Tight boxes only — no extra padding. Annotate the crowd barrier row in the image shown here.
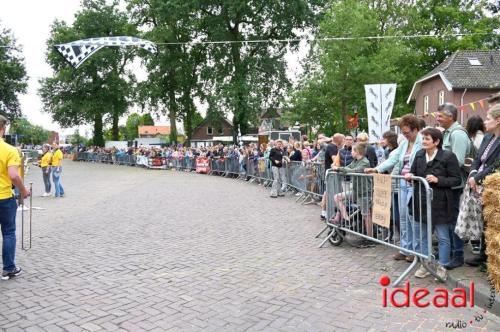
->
[76,152,326,202]
[75,152,436,285]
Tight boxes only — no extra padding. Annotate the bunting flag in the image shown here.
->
[479,100,485,109]
[430,112,436,118]
[470,102,476,111]
[54,36,157,68]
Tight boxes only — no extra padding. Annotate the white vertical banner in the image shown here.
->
[364,84,397,143]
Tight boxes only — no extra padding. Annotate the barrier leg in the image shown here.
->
[318,229,335,248]
[315,225,330,239]
[391,256,419,287]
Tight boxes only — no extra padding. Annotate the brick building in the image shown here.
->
[407,50,500,126]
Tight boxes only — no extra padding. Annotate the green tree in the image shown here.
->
[9,117,49,145]
[288,0,408,134]
[39,0,137,146]
[70,128,89,146]
[140,113,154,126]
[123,112,155,140]
[288,0,498,133]
[0,23,28,120]
[127,0,206,144]
[196,0,325,140]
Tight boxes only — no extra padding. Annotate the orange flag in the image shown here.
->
[479,100,485,109]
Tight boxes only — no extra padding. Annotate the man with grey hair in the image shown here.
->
[0,115,30,280]
[436,102,471,269]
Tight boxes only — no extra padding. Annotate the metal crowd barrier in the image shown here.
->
[287,161,325,203]
[318,169,434,286]
[224,156,240,177]
[244,157,273,185]
[209,158,226,175]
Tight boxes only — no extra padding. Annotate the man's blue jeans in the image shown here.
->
[52,166,65,197]
[435,223,453,267]
[0,197,18,272]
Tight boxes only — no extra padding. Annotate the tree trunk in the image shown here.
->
[112,107,120,141]
[93,113,104,147]
[229,23,248,143]
[167,77,178,144]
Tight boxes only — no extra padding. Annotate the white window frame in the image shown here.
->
[438,90,444,105]
[207,127,213,135]
[424,95,429,114]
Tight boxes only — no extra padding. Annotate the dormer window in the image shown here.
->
[468,58,482,66]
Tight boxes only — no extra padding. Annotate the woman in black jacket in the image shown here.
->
[405,127,462,280]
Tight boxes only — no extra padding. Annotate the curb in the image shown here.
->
[446,272,499,318]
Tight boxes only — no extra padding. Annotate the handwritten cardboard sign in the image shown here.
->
[372,174,392,228]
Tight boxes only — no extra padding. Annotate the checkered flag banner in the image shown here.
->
[54,36,157,69]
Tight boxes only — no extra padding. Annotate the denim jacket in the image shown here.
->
[375,133,423,175]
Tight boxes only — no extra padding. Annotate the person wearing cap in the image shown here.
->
[0,115,30,280]
[51,143,65,198]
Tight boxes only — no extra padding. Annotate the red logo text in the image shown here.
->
[380,275,474,308]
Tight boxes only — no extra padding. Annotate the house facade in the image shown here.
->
[190,115,234,147]
[408,50,500,126]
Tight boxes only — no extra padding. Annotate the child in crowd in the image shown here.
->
[331,143,374,237]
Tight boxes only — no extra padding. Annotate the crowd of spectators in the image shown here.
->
[75,94,500,282]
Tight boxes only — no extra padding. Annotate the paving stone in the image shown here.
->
[0,162,498,331]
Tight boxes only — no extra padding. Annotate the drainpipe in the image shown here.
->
[460,88,467,125]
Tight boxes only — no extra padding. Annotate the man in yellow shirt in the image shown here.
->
[40,144,52,197]
[51,143,65,197]
[0,115,30,280]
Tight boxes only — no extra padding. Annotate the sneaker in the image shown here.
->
[405,255,415,263]
[295,192,302,197]
[447,256,464,269]
[414,265,430,278]
[1,267,22,281]
[393,253,407,261]
[435,265,447,282]
[320,211,326,220]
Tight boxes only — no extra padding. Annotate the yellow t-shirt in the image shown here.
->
[0,138,21,199]
[52,149,63,166]
[40,152,53,168]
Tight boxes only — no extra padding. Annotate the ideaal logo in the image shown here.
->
[380,275,497,329]
[379,275,474,308]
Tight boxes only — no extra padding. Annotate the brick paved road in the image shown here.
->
[1,162,499,331]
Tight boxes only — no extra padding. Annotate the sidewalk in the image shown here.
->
[446,245,500,317]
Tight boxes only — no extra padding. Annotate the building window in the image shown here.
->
[438,90,444,105]
[218,127,224,135]
[207,127,213,135]
[468,58,482,66]
[424,95,429,114]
